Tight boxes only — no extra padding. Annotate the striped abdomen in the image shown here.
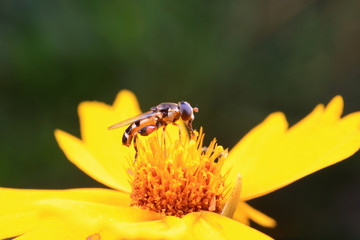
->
[122,117,157,146]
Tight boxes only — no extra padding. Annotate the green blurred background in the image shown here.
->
[1,0,360,239]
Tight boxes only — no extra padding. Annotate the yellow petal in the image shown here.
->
[0,188,162,239]
[14,219,91,240]
[0,188,130,211]
[0,187,132,238]
[182,211,273,240]
[102,216,187,240]
[112,89,142,116]
[223,96,360,200]
[36,199,161,224]
[55,130,131,192]
[101,212,272,240]
[79,90,141,184]
[234,202,276,228]
[75,90,142,191]
[39,199,165,240]
[0,212,38,239]
[0,188,272,239]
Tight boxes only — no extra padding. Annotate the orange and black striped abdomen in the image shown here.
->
[122,117,157,146]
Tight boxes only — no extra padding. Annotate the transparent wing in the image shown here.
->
[108,111,154,130]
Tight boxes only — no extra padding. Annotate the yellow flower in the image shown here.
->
[1,90,360,239]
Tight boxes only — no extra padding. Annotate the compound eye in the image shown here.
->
[179,101,192,121]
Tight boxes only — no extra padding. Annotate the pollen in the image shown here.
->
[128,129,229,218]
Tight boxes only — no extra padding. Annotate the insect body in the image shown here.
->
[108,101,198,162]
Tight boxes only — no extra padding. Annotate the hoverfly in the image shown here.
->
[108,101,199,163]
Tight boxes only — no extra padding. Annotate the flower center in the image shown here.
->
[128,129,228,217]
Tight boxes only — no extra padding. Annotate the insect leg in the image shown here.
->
[172,122,182,145]
[133,125,158,163]
[133,132,139,164]
[162,124,167,157]
[185,119,195,139]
